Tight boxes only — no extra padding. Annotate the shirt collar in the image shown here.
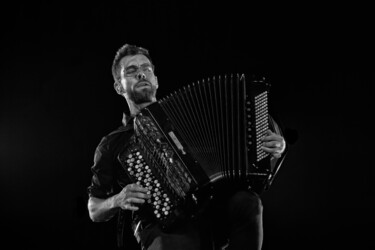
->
[122,112,135,127]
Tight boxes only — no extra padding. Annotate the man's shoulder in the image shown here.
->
[107,124,132,137]
[98,125,134,149]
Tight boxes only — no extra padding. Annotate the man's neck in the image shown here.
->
[127,100,155,116]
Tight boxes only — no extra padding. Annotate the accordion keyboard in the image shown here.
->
[123,148,174,221]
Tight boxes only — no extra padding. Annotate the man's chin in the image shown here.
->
[131,90,157,105]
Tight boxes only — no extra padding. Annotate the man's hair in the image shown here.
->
[111,44,154,84]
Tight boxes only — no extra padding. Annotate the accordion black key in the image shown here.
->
[119,73,284,229]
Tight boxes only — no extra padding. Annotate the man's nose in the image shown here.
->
[136,72,146,80]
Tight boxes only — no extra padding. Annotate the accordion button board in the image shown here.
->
[121,147,176,223]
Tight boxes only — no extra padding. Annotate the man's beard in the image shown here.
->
[128,85,157,104]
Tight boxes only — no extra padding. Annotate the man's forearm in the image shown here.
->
[88,195,119,222]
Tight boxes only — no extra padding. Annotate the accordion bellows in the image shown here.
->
[119,73,281,228]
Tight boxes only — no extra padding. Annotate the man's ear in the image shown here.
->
[155,76,159,89]
[114,82,124,95]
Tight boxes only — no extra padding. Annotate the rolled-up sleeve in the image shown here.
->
[87,137,116,199]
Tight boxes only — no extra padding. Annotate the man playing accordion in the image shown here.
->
[87,44,286,250]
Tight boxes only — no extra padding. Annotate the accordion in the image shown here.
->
[119,73,285,229]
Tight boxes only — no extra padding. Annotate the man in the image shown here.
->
[87,44,286,250]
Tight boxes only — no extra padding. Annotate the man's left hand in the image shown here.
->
[261,129,286,159]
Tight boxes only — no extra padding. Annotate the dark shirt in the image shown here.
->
[88,113,134,200]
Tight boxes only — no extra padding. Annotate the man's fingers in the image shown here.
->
[120,197,148,211]
[262,134,282,142]
[128,191,151,200]
[122,203,139,211]
[261,146,282,154]
[261,146,273,153]
[263,141,281,148]
[272,152,282,159]
[126,184,149,193]
[126,197,147,204]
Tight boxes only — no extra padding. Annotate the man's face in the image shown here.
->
[119,54,158,104]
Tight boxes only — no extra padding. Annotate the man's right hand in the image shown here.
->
[114,183,151,211]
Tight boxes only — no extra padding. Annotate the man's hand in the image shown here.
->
[261,129,286,159]
[114,183,151,211]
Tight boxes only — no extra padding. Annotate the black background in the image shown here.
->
[1,2,374,250]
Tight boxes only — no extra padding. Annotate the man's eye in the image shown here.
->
[144,66,152,72]
[126,67,137,74]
